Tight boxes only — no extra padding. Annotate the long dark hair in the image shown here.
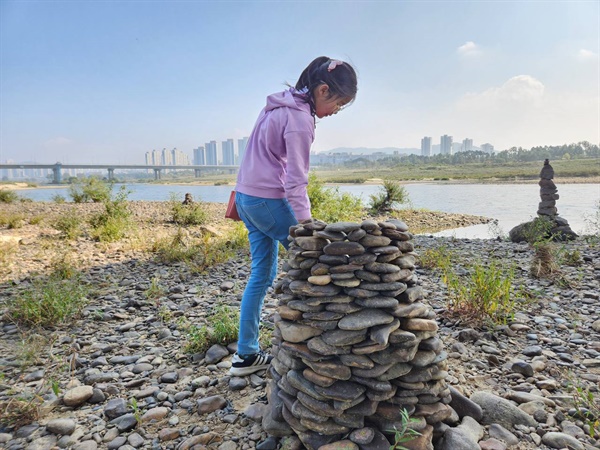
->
[294,56,358,115]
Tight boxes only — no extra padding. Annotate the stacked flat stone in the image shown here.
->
[538,159,559,217]
[264,219,451,450]
[537,159,577,239]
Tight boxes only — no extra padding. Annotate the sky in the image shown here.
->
[1,0,599,164]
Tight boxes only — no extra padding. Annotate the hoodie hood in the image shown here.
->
[265,88,309,113]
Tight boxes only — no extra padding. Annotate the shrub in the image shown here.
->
[0,396,42,429]
[443,260,519,325]
[0,242,16,274]
[521,216,555,244]
[530,242,561,279]
[170,194,208,226]
[89,186,133,242]
[418,245,453,271]
[369,179,409,214]
[53,213,83,240]
[29,215,44,226]
[183,323,210,354]
[145,277,166,302]
[68,177,112,203]
[182,303,239,353]
[153,224,248,272]
[50,252,78,280]
[0,189,19,203]
[6,214,25,229]
[52,194,66,203]
[211,303,239,345]
[5,276,89,327]
[307,172,363,223]
[386,408,422,450]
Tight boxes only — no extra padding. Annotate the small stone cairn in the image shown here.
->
[510,159,577,242]
[263,219,451,450]
[537,159,577,239]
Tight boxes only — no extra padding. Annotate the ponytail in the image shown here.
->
[294,56,358,115]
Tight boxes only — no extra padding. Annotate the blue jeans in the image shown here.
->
[234,192,298,356]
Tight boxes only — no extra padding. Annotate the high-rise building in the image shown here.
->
[481,143,494,154]
[421,137,432,156]
[151,149,161,165]
[193,146,205,165]
[222,139,235,166]
[161,148,173,166]
[170,148,190,166]
[462,138,473,152]
[205,141,218,165]
[237,136,249,164]
[440,135,453,155]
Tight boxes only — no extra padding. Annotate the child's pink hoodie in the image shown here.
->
[235,88,314,221]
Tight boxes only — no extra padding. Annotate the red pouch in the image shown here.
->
[225,190,241,221]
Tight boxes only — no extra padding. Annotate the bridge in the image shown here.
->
[0,163,239,183]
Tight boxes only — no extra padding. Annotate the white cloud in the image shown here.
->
[577,48,598,61]
[447,75,598,150]
[457,41,482,57]
[460,75,545,106]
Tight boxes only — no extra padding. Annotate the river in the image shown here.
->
[16,182,600,239]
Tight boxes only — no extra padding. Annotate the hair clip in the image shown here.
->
[327,60,343,72]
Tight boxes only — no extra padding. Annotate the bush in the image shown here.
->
[0,396,42,429]
[0,242,16,274]
[153,223,248,272]
[0,189,20,203]
[418,245,453,271]
[89,186,133,242]
[68,177,112,203]
[369,179,409,214]
[52,194,66,203]
[5,276,89,327]
[5,214,25,229]
[307,172,364,223]
[170,194,208,226]
[53,212,83,240]
[443,260,519,325]
[29,216,44,225]
[521,216,555,244]
[182,303,239,353]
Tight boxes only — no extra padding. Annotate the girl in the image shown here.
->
[230,56,358,376]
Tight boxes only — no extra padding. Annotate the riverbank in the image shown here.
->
[0,203,599,449]
[1,174,599,191]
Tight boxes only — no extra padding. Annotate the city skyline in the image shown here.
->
[1,2,597,165]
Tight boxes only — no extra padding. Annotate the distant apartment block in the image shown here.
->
[238,137,249,164]
[440,135,453,155]
[462,138,473,152]
[222,139,235,166]
[142,135,249,168]
[421,137,432,156]
[170,148,190,165]
[481,143,494,154]
[205,141,218,165]
[193,146,205,165]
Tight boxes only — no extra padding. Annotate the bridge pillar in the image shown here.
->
[154,168,162,180]
[194,169,201,178]
[107,168,115,180]
[52,164,62,184]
